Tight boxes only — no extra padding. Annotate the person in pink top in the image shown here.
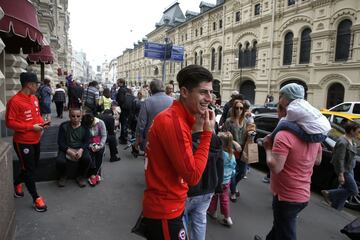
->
[254,84,322,240]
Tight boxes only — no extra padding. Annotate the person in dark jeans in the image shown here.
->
[56,108,92,187]
[53,83,66,118]
[100,109,121,162]
[254,84,323,240]
[116,78,130,144]
[6,72,48,212]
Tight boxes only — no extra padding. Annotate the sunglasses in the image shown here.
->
[235,106,243,110]
[71,115,81,118]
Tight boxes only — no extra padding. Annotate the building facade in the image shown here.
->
[116,0,360,108]
[0,0,72,137]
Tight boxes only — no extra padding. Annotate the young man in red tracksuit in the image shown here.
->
[6,72,49,212]
[142,65,216,240]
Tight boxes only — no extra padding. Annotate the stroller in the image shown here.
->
[341,217,360,240]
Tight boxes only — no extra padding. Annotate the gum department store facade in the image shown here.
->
[116,0,360,108]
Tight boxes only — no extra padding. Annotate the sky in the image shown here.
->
[68,0,217,70]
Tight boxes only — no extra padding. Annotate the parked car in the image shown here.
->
[253,113,360,210]
[325,102,360,116]
[321,110,360,139]
[251,102,278,115]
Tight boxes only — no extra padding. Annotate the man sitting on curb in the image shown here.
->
[56,108,92,187]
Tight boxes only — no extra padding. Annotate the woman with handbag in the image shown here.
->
[82,113,107,187]
[321,121,360,210]
[223,100,248,202]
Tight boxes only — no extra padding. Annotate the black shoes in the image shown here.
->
[131,145,139,158]
[110,157,121,162]
[57,176,67,187]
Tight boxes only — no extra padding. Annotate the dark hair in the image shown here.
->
[89,81,98,87]
[56,83,61,88]
[117,78,126,85]
[176,64,213,91]
[344,121,360,134]
[103,88,111,98]
[103,109,113,115]
[150,79,164,94]
[44,78,51,85]
[231,100,245,123]
[82,113,94,129]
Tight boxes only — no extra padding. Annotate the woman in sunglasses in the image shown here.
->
[222,100,249,203]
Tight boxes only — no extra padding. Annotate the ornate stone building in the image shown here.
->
[116,0,360,108]
[0,0,72,137]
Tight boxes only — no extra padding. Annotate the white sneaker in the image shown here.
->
[221,217,233,227]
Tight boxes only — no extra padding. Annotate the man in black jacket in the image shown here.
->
[116,78,130,144]
[183,120,224,240]
[56,109,91,187]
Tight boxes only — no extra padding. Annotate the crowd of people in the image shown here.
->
[5,65,360,240]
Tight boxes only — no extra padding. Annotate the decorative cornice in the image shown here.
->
[234,31,258,46]
[330,8,357,25]
[278,15,312,37]
[318,73,351,88]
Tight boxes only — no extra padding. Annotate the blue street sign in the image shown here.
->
[171,46,184,61]
[144,42,165,60]
[144,41,184,61]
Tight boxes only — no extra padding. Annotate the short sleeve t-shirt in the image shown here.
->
[270,131,322,203]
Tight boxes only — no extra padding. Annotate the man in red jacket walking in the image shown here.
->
[6,72,49,212]
[141,65,216,240]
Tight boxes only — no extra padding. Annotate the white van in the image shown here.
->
[328,102,360,115]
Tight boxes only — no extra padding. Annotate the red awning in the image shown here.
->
[0,0,43,54]
[27,45,54,64]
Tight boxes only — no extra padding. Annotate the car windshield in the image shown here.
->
[353,118,360,125]
[328,123,360,147]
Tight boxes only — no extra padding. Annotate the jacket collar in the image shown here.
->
[172,100,195,127]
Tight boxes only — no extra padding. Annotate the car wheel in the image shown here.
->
[345,182,360,211]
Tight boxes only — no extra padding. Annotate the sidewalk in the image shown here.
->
[14,144,358,240]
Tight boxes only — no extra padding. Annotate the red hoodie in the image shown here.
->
[142,100,212,219]
[6,91,44,144]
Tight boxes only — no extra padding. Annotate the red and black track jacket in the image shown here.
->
[143,100,212,219]
[6,92,44,144]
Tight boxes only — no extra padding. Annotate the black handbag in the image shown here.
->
[131,211,146,238]
[341,217,360,240]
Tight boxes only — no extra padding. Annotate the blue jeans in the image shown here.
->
[266,196,308,240]
[183,193,213,240]
[230,159,247,194]
[270,120,326,143]
[328,171,359,210]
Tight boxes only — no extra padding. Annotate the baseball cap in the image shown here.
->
[20,72,40,86]
[279,83,304,101]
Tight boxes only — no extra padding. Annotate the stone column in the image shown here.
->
[0,141,15,240]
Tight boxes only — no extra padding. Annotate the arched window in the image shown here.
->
[200,50,203,66]
[238,44,243,68]
[335,19,352,61]
[211,48,216,70]
[218,47,222,70]
[200,27,203,35]
[326,83,345,108]
[250,41,257,67]
[244,42,251,68]
[283,32,294,65]
[194,52,198,65]
[299,28,312,64]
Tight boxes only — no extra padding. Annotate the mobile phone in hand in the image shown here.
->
[40,121,51,127]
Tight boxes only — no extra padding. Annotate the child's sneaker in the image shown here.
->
[95,175,102,184]
[220,217,233,227]
[14,184,24,198]
[33,196,47,212]
[88,175,97,186]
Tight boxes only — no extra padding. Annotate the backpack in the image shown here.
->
[35,85,44,101]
